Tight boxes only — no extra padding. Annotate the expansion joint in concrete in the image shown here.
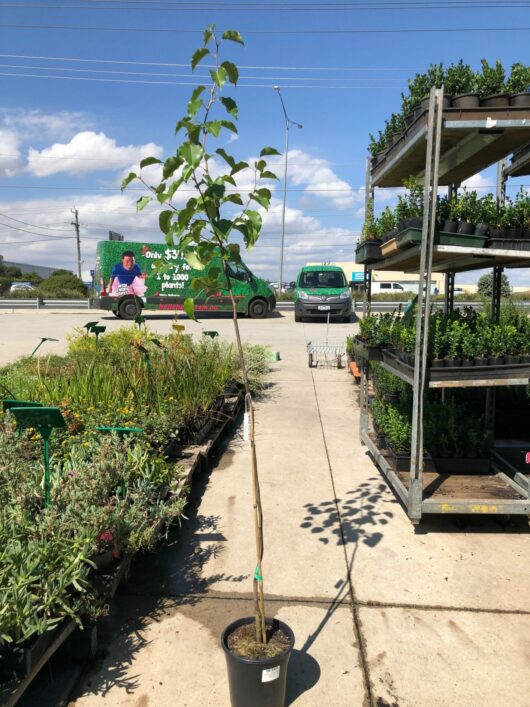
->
[308,356,375,707]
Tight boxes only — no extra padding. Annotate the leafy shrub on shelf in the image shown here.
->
[476,59,506,97]
[444,60,477,96]
[361,197,378,242]
[375,206,396,238]
[454,189,481,224]
[395,176,424,222]
[505,62,530,93]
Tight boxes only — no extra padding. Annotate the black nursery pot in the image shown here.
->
[506,227,523,239]
[457,221,476,235]
[474,356,488,366]
[504,355,521,364]
[444,358,461,368]
[431,358,445,368]
[443,220,459,233]
[488,356,505,366]
[222,618,294,707]
[489,227,506,239]
[480,93,510,107]
[451,92,480,108]
[474,223,489,237]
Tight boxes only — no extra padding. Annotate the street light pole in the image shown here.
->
[274,86,302,294]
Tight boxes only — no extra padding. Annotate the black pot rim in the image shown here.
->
[221,617,295,666]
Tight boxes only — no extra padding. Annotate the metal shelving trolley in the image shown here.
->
[359,86,530,524]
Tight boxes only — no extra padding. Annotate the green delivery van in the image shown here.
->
[294,264,352,322]
[93,240,276,319]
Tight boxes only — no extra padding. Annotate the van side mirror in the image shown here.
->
[245,272,252,283]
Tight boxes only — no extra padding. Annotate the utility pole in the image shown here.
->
[273,86,302,294]
[71,207,82,279]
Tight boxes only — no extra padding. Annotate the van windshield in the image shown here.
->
[300,270,347,289]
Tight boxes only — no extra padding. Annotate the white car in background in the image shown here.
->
[9,282,38,293]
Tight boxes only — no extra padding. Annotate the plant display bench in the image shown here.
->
[360,86,530,525]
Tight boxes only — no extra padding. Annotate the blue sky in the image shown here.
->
[0,1,529,285]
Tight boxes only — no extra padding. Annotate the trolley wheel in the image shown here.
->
[308,353,313,368]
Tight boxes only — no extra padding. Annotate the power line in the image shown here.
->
[2,23,529,35]
[0,220,76,238]
[0,53,419,72]
[0,71,400,88]
[3,1,528,9]
[0,63,403,83]
[0,211,71,231]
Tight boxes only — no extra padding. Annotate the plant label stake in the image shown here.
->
[172,324,185,334]
[91,325,106,348]
[11,407,66,509]
[30,337,58,357]
[97,426,144,497]
[83,321,99,335]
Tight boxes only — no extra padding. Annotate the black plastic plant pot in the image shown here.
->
[506,227,523,239]
[505,355,521,365]
[431,358,445,368]
[443,220,458,233]
[444,358,461,368]
[474,356,488,366]
[474,223,489,237]
[461,358,475,368]
[489,227,506,239]
[488,356,505,366]
[457,221,476,235]
[509,92,530,108]
[520,354,530,364]
[480,93,510,107]
[222,617,294,707]
[451,93,480,108]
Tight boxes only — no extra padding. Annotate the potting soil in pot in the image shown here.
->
[227,623,291,660]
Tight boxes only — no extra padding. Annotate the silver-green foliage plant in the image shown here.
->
[122,26,277,646]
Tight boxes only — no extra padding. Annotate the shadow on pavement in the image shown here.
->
[300,478,392,548]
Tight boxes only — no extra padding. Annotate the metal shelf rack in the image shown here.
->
[360,87,530,524]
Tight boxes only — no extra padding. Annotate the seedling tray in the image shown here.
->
[354,337,383,362]
[384,440,436,472]
[381,348,530,386]
[381,238,399,257]
[355,240,383,264]
[488,238,530,251]
[395,227,488,251]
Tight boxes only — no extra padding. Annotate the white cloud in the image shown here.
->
[3,109,92,140]
[27,131,163,177]
[285,149,361,210]
[461,171,491,194]
[0,129,23,177]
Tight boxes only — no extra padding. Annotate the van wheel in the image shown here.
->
[119,298,142,320]
[248,298,268,319]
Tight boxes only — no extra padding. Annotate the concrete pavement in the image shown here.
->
[1,310,529,705]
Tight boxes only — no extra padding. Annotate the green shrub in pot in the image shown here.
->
[505,62,530,93]
[476,59,506,97]
[444,60,477,96]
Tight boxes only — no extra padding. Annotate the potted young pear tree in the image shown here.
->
[122,26,294,707]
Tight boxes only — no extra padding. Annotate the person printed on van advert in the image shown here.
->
[107,251,147,298]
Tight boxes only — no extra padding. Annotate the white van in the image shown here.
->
[371,282,406,294]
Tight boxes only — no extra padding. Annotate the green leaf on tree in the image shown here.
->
[260,147,281,157]
[183,297,196,320]
[231,160,248,176]
[121,172,137,192]
[216,148,236,168]
[223,194,244,205]
[222,29,244,45]
[220,119,237,134]
[163,155,183,179]
[203,24,215,45]
[261,170,279,180]
[188,86,206,117]
[140,156,162,169]
[184,251,206,271]
[250,188,271,209]
[228,243,241,261]
[210,66,228,88]
[220,96,238,118]
[159,210,173,234]
[205,120,223,137]
[136,196,151,212]
[212,219,233,238]
[191,47,210,71]
[221,61,239,85]
[179,142,204,167]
